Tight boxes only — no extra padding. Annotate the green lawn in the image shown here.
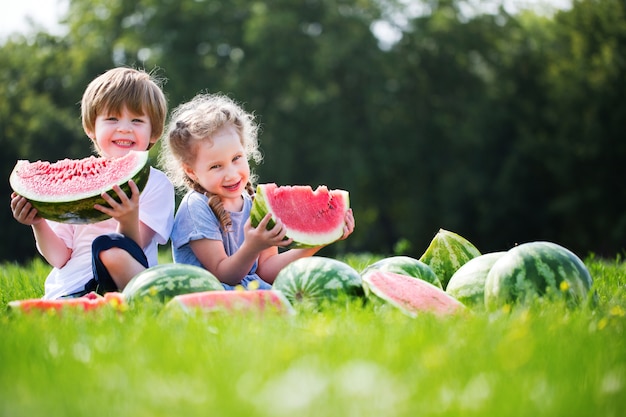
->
[1,253,624,417]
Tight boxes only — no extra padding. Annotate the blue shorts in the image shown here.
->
[63,233,148,297]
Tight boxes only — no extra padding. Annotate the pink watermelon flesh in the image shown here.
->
[11,151,147,202]
[252,183,349,247]
[264,184,347,234]
[168,290,295,314]
[363,270,465,316]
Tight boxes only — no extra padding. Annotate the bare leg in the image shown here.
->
[99,247,147,291]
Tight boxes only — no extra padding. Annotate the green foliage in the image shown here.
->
[2,0,626,263]
[0,255,625,416]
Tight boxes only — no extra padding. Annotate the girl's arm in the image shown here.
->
[11,193,71,268]
[190,213,290,286]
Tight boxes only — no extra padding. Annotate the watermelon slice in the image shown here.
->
[8,292,126,314]
[165,290,295,315]
[9,151,150,224]
[250,183,349,248]
[362,270,465,317]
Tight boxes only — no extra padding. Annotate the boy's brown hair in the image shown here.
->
[81,67,167,149]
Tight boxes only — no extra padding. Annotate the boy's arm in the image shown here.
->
[11,192,71,268]
[32,222,72,269]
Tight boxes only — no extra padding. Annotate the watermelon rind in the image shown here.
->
[360,256,443,289]
[250,184,349,249]
[484,241,594,311]
[123,263,224,304]
[446,251,506,307]
[419,228,481,290]
[362,270,465,317]
[272,256,365,309]
[9,151,151,224]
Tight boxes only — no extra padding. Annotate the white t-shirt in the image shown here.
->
[41,167,175,299]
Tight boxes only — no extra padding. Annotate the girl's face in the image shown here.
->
[88,106,155,158]
[184,124,250,211]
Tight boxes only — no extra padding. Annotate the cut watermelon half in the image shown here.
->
[165,290,295,315]
[250,183,349,248]
[362,270,465,317]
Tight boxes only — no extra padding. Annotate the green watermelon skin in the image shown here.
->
[446,252,506,307]
[362,270,465,317]
[9,151,151,224]
[250,184,349,249]
[272,257,365,308]
[419,228,481,290]
[123,264,224,304]
[484,242,594,310]
[361,256,443,289]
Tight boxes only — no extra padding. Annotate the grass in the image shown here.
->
[1,252,625,417]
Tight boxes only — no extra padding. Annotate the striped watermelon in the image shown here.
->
[362,270,465,317]
[9,151,151,224]
[484,241,594,310]
[446,252,506,307]
[272,257,365,309]
[165,290,295,315]
[419,228,481,290]
[250,183,349,248]
[123,264,223,304]
[360,256,442,289]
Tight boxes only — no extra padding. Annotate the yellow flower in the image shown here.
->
[559,280,570,292]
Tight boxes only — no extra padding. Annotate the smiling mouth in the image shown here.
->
[114,140,134,147]
[223,181,241,191]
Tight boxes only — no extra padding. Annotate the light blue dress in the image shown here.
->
[171,191,272,290]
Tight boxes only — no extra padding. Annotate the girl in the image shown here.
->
[10,67,175,298]
[160,93,355,290]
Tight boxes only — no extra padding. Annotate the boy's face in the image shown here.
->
[86,106,155,158]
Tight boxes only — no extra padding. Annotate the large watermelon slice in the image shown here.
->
[9,150,151,224]
[362,270,465,317]
[250,183,349,248]
[272,256,365,309]
[123,263,224,304]
[484,241,594,310]
[165,290,295,315]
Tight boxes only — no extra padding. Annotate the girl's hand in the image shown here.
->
[94,180,140,223]
[10,192,43,226]
[338,208,355,240]
[244,213,293,251]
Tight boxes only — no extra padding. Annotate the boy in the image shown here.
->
[10,67,174,299]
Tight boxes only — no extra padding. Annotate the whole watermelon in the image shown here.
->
[484,241,594,310]
[123,263,224,304]
[361,256,442,289]
[446,252,506,307]
[273,257,365,309]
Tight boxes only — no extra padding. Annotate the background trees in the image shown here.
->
[2,0,624,263]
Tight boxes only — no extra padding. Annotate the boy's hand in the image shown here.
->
[10,192,44,226]
[94,180,140,223]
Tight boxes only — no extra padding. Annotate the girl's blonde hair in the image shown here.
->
[81,67,167,150]
[160,93,263,231]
